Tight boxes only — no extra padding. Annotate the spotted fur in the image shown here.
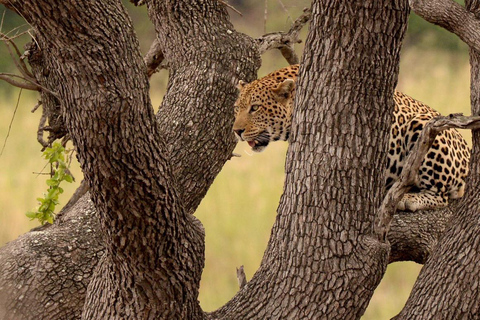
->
[233,65,470,212]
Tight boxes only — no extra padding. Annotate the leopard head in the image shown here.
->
[233,74,296,152]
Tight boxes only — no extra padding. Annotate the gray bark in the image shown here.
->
[1,0,478,318]
[395,1,480,317]
[211,1,410,318]
[0,195,101,320]
[0,0,259,319]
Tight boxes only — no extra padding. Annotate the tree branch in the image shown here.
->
[0,73,39,90]
[0,32,35,79]
[375,114,480,241]
[255,7,311,65]
[409,0,480,52]
[144,38,165,77]
[388,205,454,263]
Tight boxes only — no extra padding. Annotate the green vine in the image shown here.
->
[26,142,74,224]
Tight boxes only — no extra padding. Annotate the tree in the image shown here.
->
[0,0,479,319]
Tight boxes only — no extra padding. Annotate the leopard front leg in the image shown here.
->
[397,190,449,212]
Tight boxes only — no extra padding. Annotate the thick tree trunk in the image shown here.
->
[146,0,260,213]
[8,1,205,318]
[210,1,410,319]
[2,0,477,318]
[0,0,259,319]
[396,1,480,317]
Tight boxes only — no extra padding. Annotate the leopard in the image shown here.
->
[233,64,470,212]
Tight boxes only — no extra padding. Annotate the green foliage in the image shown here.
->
[26,142,74,224]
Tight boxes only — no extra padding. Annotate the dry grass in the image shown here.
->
[0,48,471,319]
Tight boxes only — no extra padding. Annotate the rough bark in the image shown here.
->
[0,0,259,319]
[146,0,260,214]
[0,195,102,320]
[395,1,480,318]
[388,206,454,264]
[210,1,410,319]
[0,0,476,318]
[9,1,206,318]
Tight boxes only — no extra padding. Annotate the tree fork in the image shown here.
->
[0,0,260,318]
[0,0,476,319]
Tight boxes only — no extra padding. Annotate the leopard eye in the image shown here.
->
[250,104,261,113]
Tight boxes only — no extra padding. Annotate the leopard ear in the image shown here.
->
[271,79,295,100]
[236,80,247,91]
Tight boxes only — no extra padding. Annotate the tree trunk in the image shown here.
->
[146,0,260,213]
[2,0,477,318]
[0,0,259,319]
[210,1,410,318]
[395,1,480,317]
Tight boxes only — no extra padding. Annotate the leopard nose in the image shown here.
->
[234,129,245,137]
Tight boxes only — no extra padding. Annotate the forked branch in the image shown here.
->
[256,7,311,65]
[1,32,34,79]
[375,114,480,241]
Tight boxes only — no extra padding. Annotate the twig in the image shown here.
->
[0,73,39,90]
[0,88,22,158]
[264,0,268,34]
[36,111,49,149]
[0,10,5,36]
[35,159,50,179]
[0,72,58,96]
[374,114,480,241]
[1,24,30,40]
[217,0,242,16]
[1,32,34,78]
[31,100,42,113]
[236,265,247,289]
[277,0,294,25]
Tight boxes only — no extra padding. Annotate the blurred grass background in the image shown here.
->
[0,1,471,319]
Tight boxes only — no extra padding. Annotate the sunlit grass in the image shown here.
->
[196,142,287,311]
[0,48,472,319]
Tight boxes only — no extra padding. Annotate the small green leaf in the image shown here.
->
[45,215,54,224]
[26,211,37,219]
[27,141,75,225]
[38,202,49,212]
[47,188,60,199]
[46,179,57,187]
